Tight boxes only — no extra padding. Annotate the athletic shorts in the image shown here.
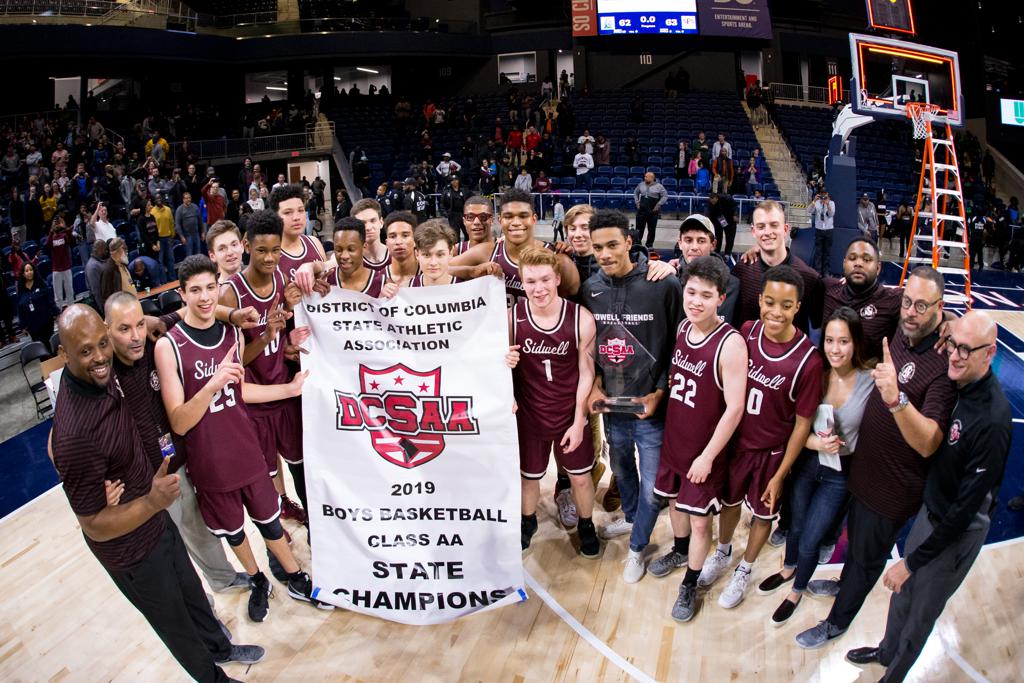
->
[653,451,727,516]
[724,446,785,520]
[196,474,281,537]
[518,417,595,480]
[250,397,303,472]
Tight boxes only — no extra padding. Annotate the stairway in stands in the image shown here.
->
[742,102,811,229]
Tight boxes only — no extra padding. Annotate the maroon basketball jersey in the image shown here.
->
[490,239,554,308]
[662,320,740,469]
[278,234,323,282]
[410,274,462,287]
[223,270,290,415]
[511,298,580,437]
[735,320,822,451]
[327,267,385,296]
[165,322,266,493]
[363,249,392,271]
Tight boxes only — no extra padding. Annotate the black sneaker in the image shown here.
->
[521,515,538,552]
[577,519,600,559]
[287,571,335,610]
[757,571,795,595]
[248,572,272,622]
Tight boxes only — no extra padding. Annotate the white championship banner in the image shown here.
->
[294,276,526,625]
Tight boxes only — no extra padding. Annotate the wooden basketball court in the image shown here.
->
[1,468,1018,683]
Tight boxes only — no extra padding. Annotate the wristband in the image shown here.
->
[228,307,239,326]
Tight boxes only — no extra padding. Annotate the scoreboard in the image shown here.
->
[596,0,698,36]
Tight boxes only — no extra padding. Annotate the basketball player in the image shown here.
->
[506,247,600,557]
[708,265,822,609]
[449,188,580,304]
[647,256,747,622]
[303,217,387,296]
[732,201,822,333]
[219,210,307,526]
[272,184,327,281]
[206,220,244,280]
[352,198,391,270]
[155,255,329,622]
[456,195,497,255]
[382,210,421,288]
[412,219,461,286]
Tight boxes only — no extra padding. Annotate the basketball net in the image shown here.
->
[906,102,942,139]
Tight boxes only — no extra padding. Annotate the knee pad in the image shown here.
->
[224,530,246,547]
[254,517,284,541]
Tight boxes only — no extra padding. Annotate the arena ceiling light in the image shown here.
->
[266,86,288,91]
[356,67,379,74]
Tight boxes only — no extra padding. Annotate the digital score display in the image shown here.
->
[596,0,699,35]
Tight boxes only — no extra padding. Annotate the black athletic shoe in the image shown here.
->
[248,572,272,622]
[267,549,290,583]
[287,571,335,611]
[577,519,600,559]
[521,515,538,552]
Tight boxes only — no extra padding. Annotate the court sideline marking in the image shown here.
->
[524,570,657,683]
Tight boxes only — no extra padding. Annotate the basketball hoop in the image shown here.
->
[906,102,942,139]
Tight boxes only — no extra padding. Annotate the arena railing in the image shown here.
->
[769,83,828,104]
[167,121,334,165]
[419,192,786,225]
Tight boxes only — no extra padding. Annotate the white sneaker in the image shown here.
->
[623,550,646,583]
[697,548,732,588]
[555,489,578,528]
[718,567,752,609]
[599,517,633,539]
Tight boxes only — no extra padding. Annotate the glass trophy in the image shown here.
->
[595,323,656,414]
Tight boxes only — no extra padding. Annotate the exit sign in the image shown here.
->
[1000,99,1024,127]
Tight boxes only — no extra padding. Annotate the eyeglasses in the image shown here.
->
[900,296,942,314]
[943,338,993,360]
[463,213,492,223]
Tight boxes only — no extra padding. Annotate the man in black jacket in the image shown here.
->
[844,310,1010,682]
[582,210,683,584]
[441,177,472,240]
[706,192,738,256]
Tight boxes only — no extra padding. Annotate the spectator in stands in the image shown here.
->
[532,170,551,195]
[145,130,169,167]
[594,134,611,167]
[150,193,175,279]
[695,159,711,194]
[8,185,27,243]
[99,238,135,310]
[272,173,287,193]
[559,70,570,98]
[247,187,265,212]
[514,167,532,194]
[499,169,515,193]
[507,126,524,168]
[175,192,205,258]
[8,234,36,276]
[712,149,735,194]
[403,177,429,223]
[39,183,59,228]
[707,192,738,256]
[85,239,108,311]
[130,258,155,292]
[743,157,761,196]
[692,131,710,159]
[493,117,505,145]
[969,207,994,271]
[811,190,836,277]
[16,262,58,352]
[48,216,75,310]
[712,133,733,161]
[201,177,226,226]
[674,141,691,180]
[893,202,912,258]
[0,273,15,343]
[857,193,878,240]
[436,153,462,183]
[89,202,116,243]
[551,197,566,242]
[982,150,995,190]
[577,129,595,156]
[634,172,668,248]
[574,145,595,190]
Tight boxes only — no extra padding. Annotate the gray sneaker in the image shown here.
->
[214,571,253,593]
[215,644,266,665]
[818,544,836,565]
[795,620,846,649]
[697,548,732,588]
[768,527,787,547]
[671,584,697,622]
[807,578,841,599]
[648,550,688,578]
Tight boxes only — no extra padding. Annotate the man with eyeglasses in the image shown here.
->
[844,310,1010,682]
[455,196,497,255]
[796,266,956,650]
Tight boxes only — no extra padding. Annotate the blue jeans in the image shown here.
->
[604,413,664,552]
[184,232,203,258]
[159,236,176,279]
[784,452,848,592]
